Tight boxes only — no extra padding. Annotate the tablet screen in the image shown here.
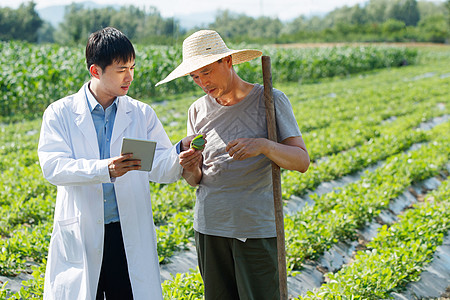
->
[120,137,157,171]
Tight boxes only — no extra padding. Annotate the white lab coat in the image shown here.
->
[38,83,182,300]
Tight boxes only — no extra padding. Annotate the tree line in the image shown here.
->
[1,0,449,45]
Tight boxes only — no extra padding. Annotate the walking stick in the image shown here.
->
[262,56,288,300]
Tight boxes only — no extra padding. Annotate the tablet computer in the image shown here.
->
[120,137,157,171]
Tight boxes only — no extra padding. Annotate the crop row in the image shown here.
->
[1,41,417,120]
[152,112,449,263]
[0,260,45,299]
[145,117,441,266]
[0,56,447,272]
[151,107,447,246]
[284,121,449,272]
[159,120,449,298]
[301,178,450,299]
[151,70,449,227]
[282,108,448,199]
[156,117,449,266]
[159,173,450,299]
[116,60,450,264]
[0,48,447,298]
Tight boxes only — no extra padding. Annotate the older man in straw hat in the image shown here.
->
[158,30,310,299]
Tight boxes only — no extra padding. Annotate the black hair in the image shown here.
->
[85,27,135,71]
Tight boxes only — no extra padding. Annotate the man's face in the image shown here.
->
[97,59,135,98]
[189,57,232,99]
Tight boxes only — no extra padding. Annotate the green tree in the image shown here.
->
[110,6,145,40]
[366,0,391,23]
[418,14,449,43]
[16,2,43,41]
[209,10,251,39]
[250,16,283,40]
[349,5,368,25]
[37,21,55,43]
[281,16,309,35]
[0,7,15,40]
[389,0,420,26]
[382,18,406,33]
[209,10,282,42]
[54,4,182,45]
[417,1,443,19]
[54,4,97,45]
[0,2,42,42]
[135,6,182,44]
[446,0,450,29]
[381,19,407,41]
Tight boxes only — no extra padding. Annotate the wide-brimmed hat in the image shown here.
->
[155,30,262,86]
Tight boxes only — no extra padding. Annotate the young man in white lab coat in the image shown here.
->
[38,27,202,300]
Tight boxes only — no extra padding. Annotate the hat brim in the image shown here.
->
[155,49,262,86]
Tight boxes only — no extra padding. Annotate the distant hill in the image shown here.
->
[37,1,122,27]
[37,4,66,27]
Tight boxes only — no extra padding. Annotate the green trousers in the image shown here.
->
[195,231,280,300]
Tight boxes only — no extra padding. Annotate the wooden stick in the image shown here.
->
[262,55,288,300]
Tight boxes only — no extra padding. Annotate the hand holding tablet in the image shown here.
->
[120,137,157,171]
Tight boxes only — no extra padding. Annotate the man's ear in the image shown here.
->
[89,64,101,79]
[224,55,233,67]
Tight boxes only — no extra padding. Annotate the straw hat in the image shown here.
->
[155,30,262,86]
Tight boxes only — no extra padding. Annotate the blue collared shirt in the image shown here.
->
[85,84,120,224]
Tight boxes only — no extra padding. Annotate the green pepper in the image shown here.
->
[190,134,205,150]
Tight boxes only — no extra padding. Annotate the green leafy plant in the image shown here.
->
[190,134,205,150]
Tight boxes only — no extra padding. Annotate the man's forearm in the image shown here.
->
[262,139,310,172]
[182,167,202,187]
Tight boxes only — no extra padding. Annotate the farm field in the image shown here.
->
[0,43,449,299]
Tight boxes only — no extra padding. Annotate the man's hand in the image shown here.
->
[108,153,141,178]
[227,136,310,172]
[179,148,203,173]
[179,134,205,186]
[180,148,203,187]
[180,134,207,152]
[226,138,265,160]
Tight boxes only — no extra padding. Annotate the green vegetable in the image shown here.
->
[190,134,205,150]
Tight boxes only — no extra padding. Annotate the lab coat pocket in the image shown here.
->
[57,216,83,264]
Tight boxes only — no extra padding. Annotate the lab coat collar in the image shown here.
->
[71,82,133,156]
[111,98,132,146]
[84,82,119,112]
[71,83,99,157]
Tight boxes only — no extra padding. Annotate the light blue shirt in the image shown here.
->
[85,84,120,224]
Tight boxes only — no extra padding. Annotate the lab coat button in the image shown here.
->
[97,219,102,224]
